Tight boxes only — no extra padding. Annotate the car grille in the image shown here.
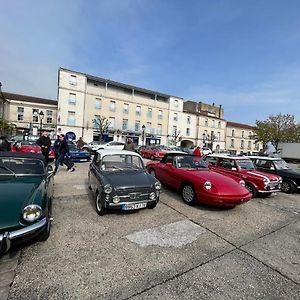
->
[116,187,152,201]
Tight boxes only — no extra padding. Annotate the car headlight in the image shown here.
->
[279,178,283,183]
[23,205,42,222]
[104,184,112,194]
[154,181,161,190]
[149,192,156,200]
[239,180,245,186]
[263,178,270,186]
[204,181,212,190]
[113,195,120,204]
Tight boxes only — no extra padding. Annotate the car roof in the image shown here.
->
[0,151,46,163]
[247,156,282,161]
[96,149,142,158]
[207,154,250,160]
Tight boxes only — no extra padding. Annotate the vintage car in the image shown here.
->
[83,141,125,153]
[248,156,300,193]
[140,145,168,160]
[206,154,282,197]
[88,150,161,216]
[0,152,54,253]
[146,153,252,207]
[68,143,91,162]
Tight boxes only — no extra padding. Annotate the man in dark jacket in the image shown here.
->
[0,136,11,152]
[36,131,51,164]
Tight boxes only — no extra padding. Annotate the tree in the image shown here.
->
[254,114,300,150]
[0,119,13,136]
[93,116,110,141]
[172,129,182,146]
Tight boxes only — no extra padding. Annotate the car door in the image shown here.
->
[217,158,241,179]
[156,156,178,188]
[89,154,101,192]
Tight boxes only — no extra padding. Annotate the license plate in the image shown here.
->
[123,203,147,210]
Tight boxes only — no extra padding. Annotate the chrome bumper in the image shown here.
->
[109,199,157,207]
[0,217,47,253]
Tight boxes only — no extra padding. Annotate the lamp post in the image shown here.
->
[141,125,145,146]
[39,111,44,136]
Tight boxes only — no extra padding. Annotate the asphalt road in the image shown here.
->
[2,161,300,300]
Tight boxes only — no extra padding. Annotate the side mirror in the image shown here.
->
[166,162,173,167]
[47,165,54,174]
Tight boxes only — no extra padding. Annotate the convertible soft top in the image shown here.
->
[0,151,46,163]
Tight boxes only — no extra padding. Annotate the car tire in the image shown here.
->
[147,202,157,209]
[181,184,196,205]
[96,192,106,216]
[245,183,257,198]
[281,181,295,194]
[37,203,52,241]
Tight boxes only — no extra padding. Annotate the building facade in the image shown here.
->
[3,92,57,137]
[225,121,262,154]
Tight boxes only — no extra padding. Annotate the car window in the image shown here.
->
[273,159,289,170]
[236,159,255,170]
[206,157,217,166]
[165,156,174,164]
[219,158,235,169]
[175,156,208,169]
[0,158,44,175]
[101,154,144,171]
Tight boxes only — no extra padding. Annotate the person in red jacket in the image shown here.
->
[193,146,202,157]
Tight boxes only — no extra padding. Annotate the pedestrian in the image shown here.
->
[76,137,85,149]
[193,146,202,157]
[54,134,75,174]
[36,131,51,164]
[0,136,11,152]
[123,138,135,151]
[53,135,61,161]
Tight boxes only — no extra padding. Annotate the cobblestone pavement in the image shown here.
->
[1,161,300,300]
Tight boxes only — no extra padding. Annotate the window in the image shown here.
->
[248,141,252,149]
[123,103,129,114]
[69,93,76,105]
[147,108,152,118]
[212,120,216,128]
[32,109,39,123]
[93,115,100,128]
[69,75,77,86]
[17,107,24,121]
[220,159,235,169]
[158,110,163,119]
[147,122,151,133]
[205,119,208,127]
[174,100,178,107]
[218,121,221,128]
[242,130,245,138]
[122,119,128,130]
[217,132,221,141]
[108,117,115,129]
[46,110,53,124]
[187,116,191,124]
[109,101,116,112]
[186,128,190,136]
[135,121,140,132]
[172,125,177,134]
[241,140,244,149]
[67,111,75,126]
[173,113,178,122]
[136,106,141,116]
[230,139,235,148]
[231,129,235,137]
[157,124,162,135]
[249,131,252,138]
[95,98,102,109]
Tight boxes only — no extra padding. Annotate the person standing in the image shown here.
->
[36,131,51,164]
[193,146,202,157]
[76,137,85,149]
[54,134,75,174]
[0,136,11,152]
[123,138,135,151]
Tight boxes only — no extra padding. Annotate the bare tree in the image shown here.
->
[172,129,182,146]
[93,116,110,141]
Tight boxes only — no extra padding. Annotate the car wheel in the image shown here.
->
[281,181,295,194]
[182,184,196,205]
[147,202,157,209]
[37,203,52,241]
[245,183,257,198]
[96,192,106,216]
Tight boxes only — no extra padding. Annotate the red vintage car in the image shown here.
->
[141,145,169,160]
[146,153,252,207]
[206,154,282,197]
[11,141,55,161]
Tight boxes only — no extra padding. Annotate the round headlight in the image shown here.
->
[263,178,270,183]
[113,195,120,204]
[204,181,212,190]
[23,205,42,222]
[104,184,112,194]
[149,192,156,200]
[154,181,161,190]
[239,180,245,186]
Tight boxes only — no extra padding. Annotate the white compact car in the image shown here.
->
[83,141,125,152]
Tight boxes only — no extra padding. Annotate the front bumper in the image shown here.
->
[108,199,158,209]
[0,217,47,253]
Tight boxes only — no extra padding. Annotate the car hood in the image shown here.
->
[70,150,90,155]
[104,170,155,190]
[277,169,300,179]
[0,176,45,231]
[242,170,280,181]
[183,169,250,196]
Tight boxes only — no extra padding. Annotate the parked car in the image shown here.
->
[135,145,147,155]
[68,143,91,162]
[248,156,300,194]
[83,141,125,152]
[0,152,54,253]
[140,145,168,160]
[206,154,282,197]
[202,147,212,156]
[88,150,161,215]
[146,153,252,207]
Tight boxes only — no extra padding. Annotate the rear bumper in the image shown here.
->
[0,218,47,253]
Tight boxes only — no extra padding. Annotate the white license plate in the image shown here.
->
[123,203,147,210]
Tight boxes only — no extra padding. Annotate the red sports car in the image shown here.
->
[141,145,168,160]
[146,153,252,207]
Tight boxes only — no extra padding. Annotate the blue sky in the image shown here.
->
[1,0,300,124]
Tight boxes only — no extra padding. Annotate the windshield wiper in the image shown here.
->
[0,165,16,176]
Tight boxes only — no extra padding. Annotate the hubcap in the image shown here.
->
[281,182,290,192]
[183,186,194,203]
[96,194,102,212]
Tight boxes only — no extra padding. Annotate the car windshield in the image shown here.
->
[0,157,44,175]
[237,159,255,170]
[273,159,289,170]
[101,154,144,171]
[175,156,208,169]
[68,144,77,151]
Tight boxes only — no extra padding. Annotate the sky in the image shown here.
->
[1,0,300,125]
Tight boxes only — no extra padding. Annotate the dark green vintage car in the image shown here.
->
[0,152,54,253]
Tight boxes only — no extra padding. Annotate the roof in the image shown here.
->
[208,154,250,160]
[3,92,57,106]
[60,67,182,100]
[247,156,282,161]
[226,121,255,130]
[96,149,142,158]
[0,151,46,163]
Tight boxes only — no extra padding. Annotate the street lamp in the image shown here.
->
[39,110,44,136]
[141,125,146,146]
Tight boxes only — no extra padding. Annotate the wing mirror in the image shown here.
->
[47,165,54,174]
[166,162,173,167]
